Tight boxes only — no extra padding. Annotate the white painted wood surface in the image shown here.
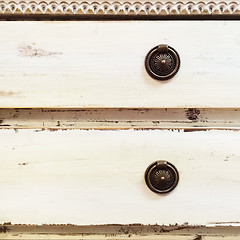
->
[0,21,240,108]
[0,129,240,225]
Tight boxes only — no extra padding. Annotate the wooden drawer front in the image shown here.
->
[0,21,240,108]
[0,129,239,225]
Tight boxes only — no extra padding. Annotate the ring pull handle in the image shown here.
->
[145,161,179,194]
[145,44,180,81]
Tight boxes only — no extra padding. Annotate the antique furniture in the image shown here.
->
[0,1,240,239]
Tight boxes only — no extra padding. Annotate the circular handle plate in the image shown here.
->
[145,161,179,194]
[145,45,180,81]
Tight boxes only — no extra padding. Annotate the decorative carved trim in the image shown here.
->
[0,1,239,16]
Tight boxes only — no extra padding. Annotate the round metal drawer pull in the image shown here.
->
[145,161,179,194]
[145,44,180,81]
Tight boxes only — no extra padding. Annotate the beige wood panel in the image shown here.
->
[0,235,193,240]
[0,129,240,225]
[1,108,240,129]
[1,234,240,240]
[0,21,240,108]
[2,235,240,240]
[1,224,240,240]
[0,234,221,240]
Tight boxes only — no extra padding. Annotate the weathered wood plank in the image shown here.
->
[1,108,240,129]
[0,129,240,225]
[0,224,240,239]
[0,235,195,240]
[0,21,240,107]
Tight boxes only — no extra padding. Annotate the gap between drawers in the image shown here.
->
[0,108,240,130]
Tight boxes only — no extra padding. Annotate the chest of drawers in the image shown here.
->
[0,1,240,239]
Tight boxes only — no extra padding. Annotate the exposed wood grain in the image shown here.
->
[0,235,195,240]
[204,237,240,240]
[0,224,240,239]
[0,129,240,225]
[0,22,240,107]
[2,234,240,240]
[0,108,240,130]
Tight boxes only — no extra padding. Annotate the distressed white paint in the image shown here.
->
[1,224,239,239]
[0,21,240,107]
[2,233,239,240]
[0,234,197,240]
[2,235,240,240]
[1,108,240,129]
[0,129,239,225]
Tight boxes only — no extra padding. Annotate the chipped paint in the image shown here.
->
[207,222,240,227]
[18,44,62,58]
[193,236,202,240]
[0,224,239,237]
[0,108,239,130]
[0,91,19,97]
[0,226,9,233]
[18,162,29,166]
[185,108,201,121]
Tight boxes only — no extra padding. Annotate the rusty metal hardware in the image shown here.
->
[145,44,180,81]
[145,161,179,194]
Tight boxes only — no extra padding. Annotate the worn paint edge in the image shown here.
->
[1,108,240,130]
[0,223,240,236]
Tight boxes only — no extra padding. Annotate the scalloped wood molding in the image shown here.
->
[0,1,239,15]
